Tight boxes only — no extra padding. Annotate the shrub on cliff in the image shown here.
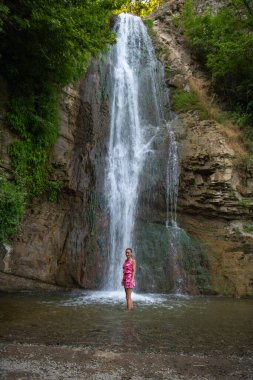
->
[181,0,253,125]
[0,174,25,243]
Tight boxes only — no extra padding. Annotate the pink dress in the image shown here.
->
[123,258,135,289]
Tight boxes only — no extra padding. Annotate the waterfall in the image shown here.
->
[105,13,167,290]
[166,123,184,293]
[102,13,210,295]
[166,127,180,225]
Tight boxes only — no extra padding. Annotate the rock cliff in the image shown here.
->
[0,62,110,290]
[151,0,253,296]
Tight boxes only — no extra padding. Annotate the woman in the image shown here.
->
[122,248,136,310]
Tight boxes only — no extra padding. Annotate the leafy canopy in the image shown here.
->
[181,0,253,123]
[116,0,163,17]
[0,0,122,89]
[0,0,123,242]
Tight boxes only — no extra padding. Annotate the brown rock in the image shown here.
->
[0,61,110,290]
[150,2,253,296]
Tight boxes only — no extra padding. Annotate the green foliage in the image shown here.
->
[144,18,154,32]
[47,180,62,203]
[172,90,199,112]
[0,4,9,33]
[227,0,253,17]
[0,0,122,242]
[240,198,250,208]
[117,0,163,17]
[6,90,59,146]
[172,89,209,119]
[229,110,252,128]
[181,0,253,124]
[5,89,60,200]
[0,0,121,89]
[0,174,25,242]
[243,223,253,233]
[9,141,49,198]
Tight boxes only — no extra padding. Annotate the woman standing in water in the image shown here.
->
[122,248,136,310]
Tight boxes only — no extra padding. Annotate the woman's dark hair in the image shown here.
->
[125,247,132,253]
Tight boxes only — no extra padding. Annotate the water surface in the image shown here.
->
[1,291,252,358]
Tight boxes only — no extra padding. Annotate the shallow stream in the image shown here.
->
[1,291,252,358]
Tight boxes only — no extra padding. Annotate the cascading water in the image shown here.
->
[105,13,168,290]
[166,127,180,224]
[166,121,211,294]
[166,123,185,293]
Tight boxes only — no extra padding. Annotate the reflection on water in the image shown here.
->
[0,291,253,357]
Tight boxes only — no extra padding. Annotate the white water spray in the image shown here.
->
[105,13,167,290]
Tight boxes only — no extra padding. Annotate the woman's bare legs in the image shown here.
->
[125,288,133,310]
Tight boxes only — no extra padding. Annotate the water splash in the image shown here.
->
[61,291,170,306]
[105,13,167,290]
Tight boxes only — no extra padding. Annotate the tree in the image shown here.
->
[0,0,122,90]
[116,0,163,17]
[181,0,253,122]
[0,0,124,242]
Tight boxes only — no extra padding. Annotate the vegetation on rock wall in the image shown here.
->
[172,88,232,124]
[181,0,253,129]
[0,172,25,243]
[116,0,163,16]
[172,90,200,113]
[0,0,123,243]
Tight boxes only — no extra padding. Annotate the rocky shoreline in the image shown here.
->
[1,342,252,379]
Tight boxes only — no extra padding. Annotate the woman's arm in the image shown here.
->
[122,266,124,286]
[131,259,136,283]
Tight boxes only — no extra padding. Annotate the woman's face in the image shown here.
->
[125,249,132,259]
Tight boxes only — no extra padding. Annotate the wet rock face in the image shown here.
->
[0,61,110,290]
[151,1,253,296]
[178,116,253,218]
